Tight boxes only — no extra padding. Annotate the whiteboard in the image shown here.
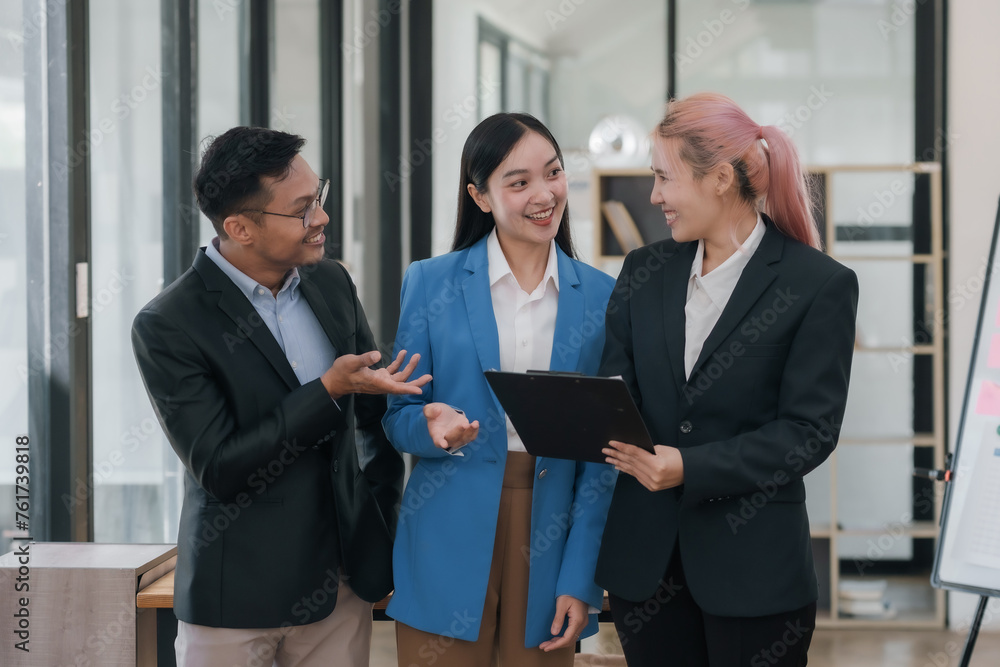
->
[934,199,1000,596]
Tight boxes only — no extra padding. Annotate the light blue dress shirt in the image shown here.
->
[206,239,337,385]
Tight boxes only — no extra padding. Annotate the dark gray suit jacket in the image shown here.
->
[132,249,402,628]
[596,218,858,616]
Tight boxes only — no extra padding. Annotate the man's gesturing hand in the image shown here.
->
[322,350,431,400]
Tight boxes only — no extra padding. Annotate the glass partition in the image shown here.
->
[0,0,28,557]
[89,0,170,542]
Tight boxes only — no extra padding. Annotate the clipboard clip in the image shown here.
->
[913,453,954,482]
[525,370,584,376]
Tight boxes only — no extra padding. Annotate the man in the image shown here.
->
[132,126,429,666]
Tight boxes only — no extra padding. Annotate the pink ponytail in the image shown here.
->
[758,125,821,250]
[655,93,821,250]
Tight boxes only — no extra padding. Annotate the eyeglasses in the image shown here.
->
[242,179,330,229]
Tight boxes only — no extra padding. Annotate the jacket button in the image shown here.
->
[679,421,693,434]
[538,468,548,479]
[333,459,339,473]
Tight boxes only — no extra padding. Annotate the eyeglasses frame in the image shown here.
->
[241,178,331,229]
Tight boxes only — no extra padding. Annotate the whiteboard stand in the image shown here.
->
[960,596,990,667]
[920,460,988,667]
[930,198,1000,665]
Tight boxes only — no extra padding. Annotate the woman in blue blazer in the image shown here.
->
[597,93,859,667]
[383,112,615,666]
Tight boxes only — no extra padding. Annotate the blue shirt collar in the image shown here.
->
[205,237,300,301]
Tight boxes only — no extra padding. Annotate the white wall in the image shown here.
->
[947,0,1000,632]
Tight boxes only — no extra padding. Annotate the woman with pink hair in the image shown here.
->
[596,93,858,666]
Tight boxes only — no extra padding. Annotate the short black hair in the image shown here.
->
[193,127,306,237]
[452,113,574,258]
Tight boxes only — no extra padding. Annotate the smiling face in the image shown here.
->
[224,154,329,284]
[650,137,729,245]
[467,130,567,253]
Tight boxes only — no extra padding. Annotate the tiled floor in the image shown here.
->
[370,622,1000,666]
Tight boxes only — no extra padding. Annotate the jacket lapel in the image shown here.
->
[298,273,354,357]
[688,221,783,377]
[194,250,300,390]
[663,242,697,392]
[549,247,583,372]
[462,237,502,375]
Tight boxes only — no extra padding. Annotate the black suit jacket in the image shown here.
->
[595,219,858,617]
[131,249,403,628]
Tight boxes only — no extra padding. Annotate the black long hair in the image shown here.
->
[452,112,575,258]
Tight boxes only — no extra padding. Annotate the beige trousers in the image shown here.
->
[396,451,574,667]
[175,577,373,667]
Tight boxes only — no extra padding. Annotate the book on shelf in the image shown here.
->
[839,598,897,619]
[601,200,645,253]
[838,578,888,601]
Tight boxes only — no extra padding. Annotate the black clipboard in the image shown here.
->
[484,370,654,464]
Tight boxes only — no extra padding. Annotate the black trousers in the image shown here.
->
[608,545,816,667]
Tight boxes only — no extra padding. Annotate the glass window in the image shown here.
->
[273,0,322,169]
[676,0,914,165]
[478,40,503,121]
[197,0,244,245]
[434,1,667,262]
[0,0,28,557]
[89,0,172,543]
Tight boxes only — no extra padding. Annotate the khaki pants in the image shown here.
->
[175,577,373,667]
[396,451,574,667]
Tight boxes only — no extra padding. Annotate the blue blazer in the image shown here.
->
[383,235,616,647]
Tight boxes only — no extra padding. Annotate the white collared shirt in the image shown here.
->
[487,228,560,452]
[683,215,766,379]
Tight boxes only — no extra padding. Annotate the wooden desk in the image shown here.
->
[138,569,394,611]
[138,569,611,665]
[138,569,610,613]
[0,542,175,667]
